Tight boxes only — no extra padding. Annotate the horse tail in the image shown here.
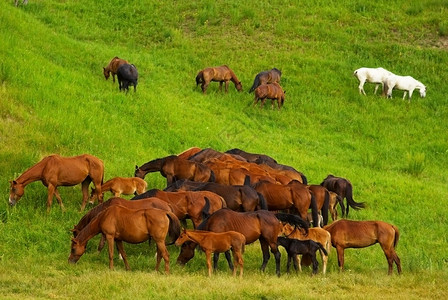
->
[309,191,319,227]
[201,197,211,221]
[165,211,181,245]
[300,173,308,185]
[257,192,268,210]
[392,225,400,248]
[345,182,365,210]
[275,213,309,235]
[316,241,328,256]
[208,170,216,182]
[249,74,261,93]
[196,70,204,86]
[322,190,330,226]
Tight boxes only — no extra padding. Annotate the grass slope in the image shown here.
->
[1,0,448,298]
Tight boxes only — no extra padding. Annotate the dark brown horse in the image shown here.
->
[320,174,365,217]
[69,206,181,273]
[252,180,319,227]
[134,155,215,185]
[324,219,402,275]
[249,68,282,93]
[165,180,268,212]
[103,56,128,83]
[175,229,246,277]
[177,209,309,276]
[132,189,227,228]
[196,65,243,94]
[253,82,285,109]
[9,154,104,211]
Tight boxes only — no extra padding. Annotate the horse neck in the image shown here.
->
[76,216,102,245]
[228,70,240,84]
[186,231,207,244]
[15,158,48,186]
[139,157,167,173]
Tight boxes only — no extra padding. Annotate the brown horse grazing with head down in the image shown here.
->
[132,189,227,228]
[320,175,365,218]
[135,155,215,186]
[249,68,282,93]
[324,219,402,275]
[281,223,331,274]
[177,209,309,277]
[254,82,285,109]
[175,229,246,277]
[89,176,147,203]
[196,65,243,94]
[103,56,128,83]
[9,154,104,212]
[69,206,181,273]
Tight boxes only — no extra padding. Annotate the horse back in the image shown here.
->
[108,57,128,73]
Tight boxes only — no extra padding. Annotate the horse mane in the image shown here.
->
[138,155,176,172]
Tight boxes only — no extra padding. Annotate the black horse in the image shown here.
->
[248,68,282,93]
[117,63,138,93]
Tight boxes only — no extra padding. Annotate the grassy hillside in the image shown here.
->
[1,0,448,298]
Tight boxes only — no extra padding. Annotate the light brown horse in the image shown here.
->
[324,219,402,275]
[281,223,331,274]
[328,191,343,221]
[253,82,285,109]
[69,206,181,273]
[175,229,246,277]
[133,189,227,228]
[9,154,104,211]
[249,68,282,93]
[103,56,128,83]
[195,65,243,94]
[135,155,215,185]
[90,176,147,202]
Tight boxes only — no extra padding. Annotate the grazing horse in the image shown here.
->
[71,197,173,253]
[177,208,309,277]
[90,176,147,202]
[353,67,393,96]
[135,155,215,185]
[165,180,268,212]
[253,180,319,227]
[277,237,327,275]
[117,63,138,92]
[385,74,426,101]
[103,56,129,83]
[175,229,246,277]
[320,175,365,218]
[69,206,181,273]
[9,154,104,211]
[281,223,331,274]
[253,82,285,109]
[132,189,227,228]
[324,219,402,275]
[195,65,243,94]
[249,68,282,93]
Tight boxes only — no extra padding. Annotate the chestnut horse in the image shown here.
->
[324,219,401,275]
[135,155,215,185]
[195,65,243,94]
[252,180,319,227]
[320,174,365,217]
[328,191,344,221]
[175,229,246,277]
[71,197,173,252]
[249,68,282,93]
[69,206,181,273]
[132,189,227,228]
[9,154,104,211]
[165,179,268,212]
[103,56,128,83]
[253,82,285,109]
[307,185,330,226]
[281,223,331,274]
[177,208,309,276]
[90,176,147,202]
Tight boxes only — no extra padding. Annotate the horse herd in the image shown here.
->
[8,147,402,277]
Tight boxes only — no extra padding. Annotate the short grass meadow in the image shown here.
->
[1,0,448,299]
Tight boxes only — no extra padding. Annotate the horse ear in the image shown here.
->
[135,165,139,171]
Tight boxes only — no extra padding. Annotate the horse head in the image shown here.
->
[419,86,426,98]
[103,67,110,80]
[134,165,146,179]
[236,81,243,92]
[68,238,86,264]
[8,180,24,206]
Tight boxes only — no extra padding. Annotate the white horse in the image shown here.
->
[385,74,426,101]
[353,67,394,96]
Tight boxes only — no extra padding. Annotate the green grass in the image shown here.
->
[1,0,448,298]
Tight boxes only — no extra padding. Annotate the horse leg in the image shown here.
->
[225,81,229,93]
[296,254,302,272]
[358,80,366,95]
[311,253,319,275]
[53,189,66,212]
[46,184,57,212]
[116,241,130,270]
[155,240,170,274]
[80,179,91,211]
[206,251,213,276]
[286,253,292,273]
[224,250,234,271]
[97,234,106,252]
[402,91,408,100]
[336,246,345,272]
[106,236,115,270]
[321,249,328,275]
[259,238,271,272]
